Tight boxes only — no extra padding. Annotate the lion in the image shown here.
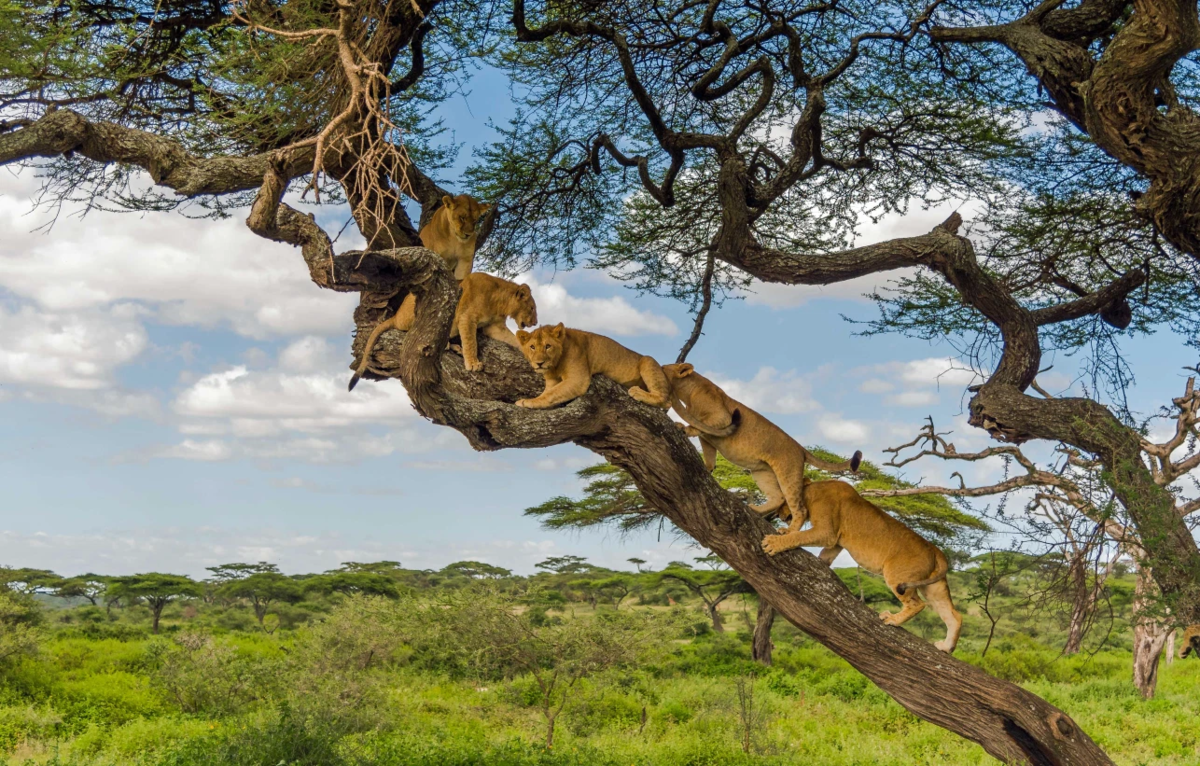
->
[662,362,861,527]
[420,193,492,280]
[761,479,962,653]
[348,272,536,390]
[513,323,671,409]
[389,193,493,331]
[1181,624,1200,660]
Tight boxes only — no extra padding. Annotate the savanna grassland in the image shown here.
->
[1,562,1198,766]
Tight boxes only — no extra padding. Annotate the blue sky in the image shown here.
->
[1,65,1197,578]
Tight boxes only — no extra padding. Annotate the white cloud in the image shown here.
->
[0,304,148,390]
[856,356,982,392]
[710,367,818,414]
[816,415,871,444]
[518,276,678,337]
[0,172,357,340]
[745,271,906,309]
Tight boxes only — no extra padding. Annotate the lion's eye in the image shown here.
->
[544,344,551,350]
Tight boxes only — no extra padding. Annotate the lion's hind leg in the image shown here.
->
[628,357,671,408]
[749,469,786,517]
[922,579,962,653]
[881,570,926,627]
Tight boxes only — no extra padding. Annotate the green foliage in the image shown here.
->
[0,588,42,668]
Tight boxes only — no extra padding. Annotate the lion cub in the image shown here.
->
[348,272,537,390]
[390,194,494,330]
[514,324,671,409]
[761,480,962,652]
[662,363,861,527]
[421,193,492,280]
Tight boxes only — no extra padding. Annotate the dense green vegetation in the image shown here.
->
[2,557,1197,766]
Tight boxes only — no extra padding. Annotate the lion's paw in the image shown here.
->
[934,640,955,653]
[761,534,790,557]
[464,359,484,373]
[515,399,534,408]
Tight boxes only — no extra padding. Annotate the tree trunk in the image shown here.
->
[1132,566,1170,699]
[708,601,724,633]
[151,605,162,634]
[545,711,556,748]
[1165,630,1175,666]
[358,265,1116,763]
[753,600,775,666]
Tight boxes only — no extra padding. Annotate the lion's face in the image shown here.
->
[510,284,538,330]
[516,324,566,372]
[442,194,491,242]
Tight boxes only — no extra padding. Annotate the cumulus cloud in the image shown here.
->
[710,367,818,414]
[0,172,358,340]
[134,336,468,463]
[0,303,148,390]
[518,276,678,337]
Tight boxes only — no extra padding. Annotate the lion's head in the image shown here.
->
[509,283,538,330]
[516,323,566,372]
[441,194,491,242]
[662,362,695,385]
[1182,624,1200,660]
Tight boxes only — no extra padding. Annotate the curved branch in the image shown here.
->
[0,108,314,197]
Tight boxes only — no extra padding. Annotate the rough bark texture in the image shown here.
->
[752,600,775,666]
[932,0,1200,260]
[1132,567,1171,699]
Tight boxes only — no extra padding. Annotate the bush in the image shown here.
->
[149,632,280,716]
[0,589,43,671]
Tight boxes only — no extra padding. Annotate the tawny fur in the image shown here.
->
[348,272,535,390]
[1181,624,1200,659]
[514,324,671,409]
[663,363,861,527]
[390,193,492,330]
[760,480,963,653]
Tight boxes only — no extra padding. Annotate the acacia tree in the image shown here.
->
[107,573,202,634]
[4,0,1198,760]
[872,376,1200,698]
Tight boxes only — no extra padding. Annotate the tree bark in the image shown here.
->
[341,250,1116,764]
[753,600,775,666]
[1132,566,1170,699]
[1063,556,1090,655]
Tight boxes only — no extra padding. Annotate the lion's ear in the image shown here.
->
[552,322,566,339]
[441,195,454,210]
[516,329,531,344]
[677,363,695,377]
[476,202,492,216]
[517,283,532,297]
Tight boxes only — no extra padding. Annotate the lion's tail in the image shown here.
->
[672,395,741,437]
[896,550,949,596]
[348,314,395,391]
[808,450,863,474]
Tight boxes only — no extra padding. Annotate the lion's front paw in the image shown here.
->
[761,534,791,557]
[464,359,484,372]
[515,399,534,408]
[628,387,667,407]
[934,639,955,653]
[880,612,902,626]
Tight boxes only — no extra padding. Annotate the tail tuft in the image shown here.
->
[730,409,741,429]
[348,374,361,392]
[850,450,863,472]
[895,583,908,596]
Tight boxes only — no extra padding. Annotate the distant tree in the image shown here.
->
[441,561,513,580]
[655,559,749,633]
[107,574,202,634]
[306,571,400,598]
[338,561,405,575]
[205,562,280,583]
[220,573,302,630]
[0,567,63,595]
[627,558,647,572]
[534,555,595,575]
[54,574,109,606]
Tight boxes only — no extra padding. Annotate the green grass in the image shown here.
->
[2,573,1199,765]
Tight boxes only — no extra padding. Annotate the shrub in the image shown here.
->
[149,632,280,716]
